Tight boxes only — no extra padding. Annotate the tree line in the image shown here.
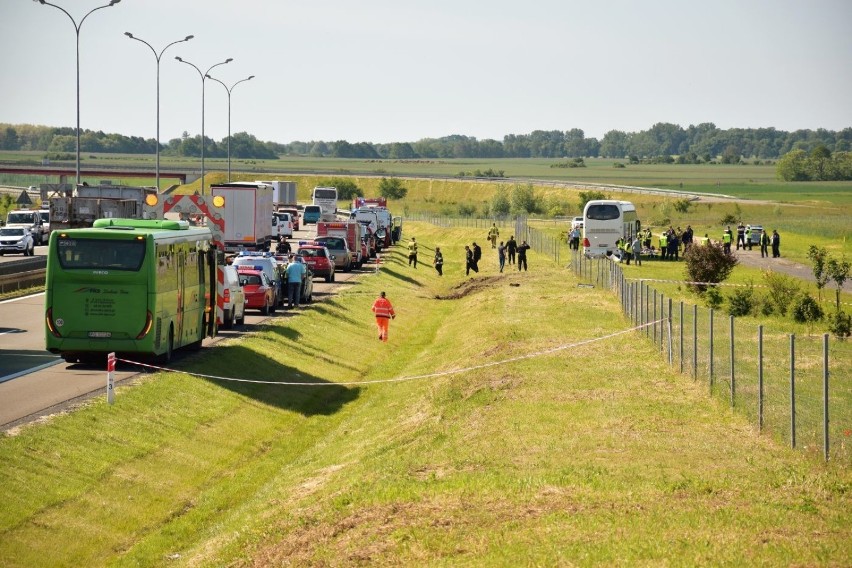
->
[1,122,850,162]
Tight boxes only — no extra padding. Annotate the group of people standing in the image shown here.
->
[723,225,780,258]
[656,225,694,260]
[405,229,532,277]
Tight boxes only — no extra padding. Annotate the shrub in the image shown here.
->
[827,310,851,339]
[511,184,540,215]
[762,270,801,316]
[672,198,692,213]
[791,294,824,331]
[378,177,408,199]
[457,203,476,217]
[704,287,724,309]
[577,190,607,211]
[720,213,738,225]
[683,242,738,293]
[491,186,511,216]
[727,285,756,317]
[613,162,626,168]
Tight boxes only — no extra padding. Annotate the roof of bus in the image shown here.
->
[583,199,636,211]
[62,218,212,239]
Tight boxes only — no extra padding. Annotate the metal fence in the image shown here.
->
[569,252,851,463]
[404,213,562,265]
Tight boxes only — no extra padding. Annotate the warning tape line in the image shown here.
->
[116,319,664,387]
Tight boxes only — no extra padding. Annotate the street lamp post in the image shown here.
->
[175,56,232,195]
[124,32,194,192]
[34,0,122,185]
[205,74,255,183]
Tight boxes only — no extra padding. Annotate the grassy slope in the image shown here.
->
[1,222,849,566]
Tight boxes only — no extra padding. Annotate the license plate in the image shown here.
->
[88,331,112,338]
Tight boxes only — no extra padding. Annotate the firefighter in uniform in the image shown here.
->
[488,223,500,248]
[371,291,396,342]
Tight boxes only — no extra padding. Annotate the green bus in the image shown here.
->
[45,218,218,364]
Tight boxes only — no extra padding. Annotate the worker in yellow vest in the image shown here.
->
[722,227,733,254]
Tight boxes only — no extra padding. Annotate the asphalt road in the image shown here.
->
[0,224,375,430]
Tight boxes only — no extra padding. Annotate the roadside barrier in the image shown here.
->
[114,319,663,387]
[571,254,851,464]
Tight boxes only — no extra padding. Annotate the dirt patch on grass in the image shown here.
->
[244,494,569,566]
[435,275,523,300]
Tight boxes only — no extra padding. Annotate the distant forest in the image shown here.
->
[1,122,850,162]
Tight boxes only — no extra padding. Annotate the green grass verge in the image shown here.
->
[1,222,849,566]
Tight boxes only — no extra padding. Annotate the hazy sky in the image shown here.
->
[2,0,851,145]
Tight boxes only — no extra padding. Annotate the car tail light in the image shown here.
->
[583,237,590,247]
[136,310,154,340]
[223,288,230,302]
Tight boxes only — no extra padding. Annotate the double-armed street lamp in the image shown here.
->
[124,32,194,192]
[174,56,232,195]
[34,0,122,185]
[205,74,255,183]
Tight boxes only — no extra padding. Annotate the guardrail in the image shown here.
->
[0,257,46,294]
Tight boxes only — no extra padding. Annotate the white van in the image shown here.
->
[220,265,246,328]
[273,211,294,238]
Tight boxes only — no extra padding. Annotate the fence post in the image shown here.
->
[679,301,684,374]
[645,284,653,337]
[634,282,639,324]
[730,315,735,407]
[709,308,715,392]
[667,297,673,365]
[692,304,698,381]
[661,294,666,354]
[758,325,764,433]
[790,334,796,449]
[823,333,829,462]
[654,288,657,345]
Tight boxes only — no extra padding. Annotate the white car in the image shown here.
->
[220,265,246,329]
[571,216,584,230]
[0,226,35,256]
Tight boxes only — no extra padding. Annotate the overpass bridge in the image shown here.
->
[0,163,200,185]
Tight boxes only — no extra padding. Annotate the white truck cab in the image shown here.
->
[5,208,45,246]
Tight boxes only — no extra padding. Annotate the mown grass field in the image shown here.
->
[1,222,850,566]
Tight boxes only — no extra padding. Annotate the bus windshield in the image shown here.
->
[585,204,621,221]
[56,237,146,271]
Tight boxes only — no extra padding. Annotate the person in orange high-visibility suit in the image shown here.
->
[371,291,396,342]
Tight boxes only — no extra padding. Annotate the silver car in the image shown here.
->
[313,236,352,272]
[0,226,35,256]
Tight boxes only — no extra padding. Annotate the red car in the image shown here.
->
[296,243,336,282]
[236,267,277,315]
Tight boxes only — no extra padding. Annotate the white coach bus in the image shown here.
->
[582,200,640,258]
